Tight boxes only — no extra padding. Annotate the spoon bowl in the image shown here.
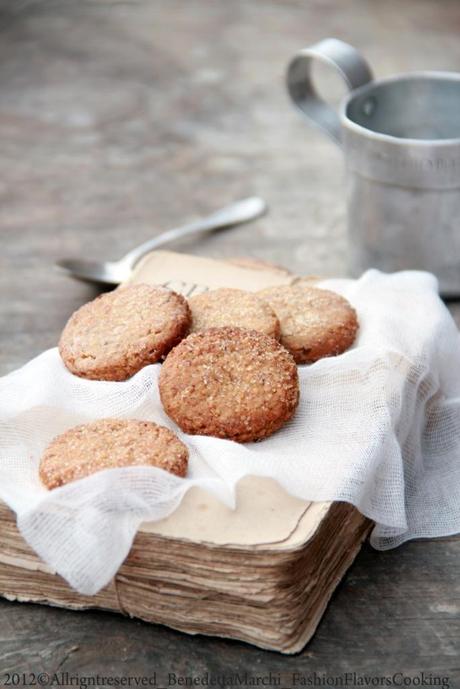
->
[56,258,132,285]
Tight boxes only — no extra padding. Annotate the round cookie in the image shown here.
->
[226,256,293,276]
[159,327,299,443]
[59,284,191,381]
[39,418,188,489]
[257,285,358,364]
[189,288,280,339]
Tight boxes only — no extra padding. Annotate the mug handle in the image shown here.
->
[286,38,373,146]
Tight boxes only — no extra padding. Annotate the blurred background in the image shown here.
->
[2,0,460,373]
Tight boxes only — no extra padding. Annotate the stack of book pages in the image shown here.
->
[0,477,370,653]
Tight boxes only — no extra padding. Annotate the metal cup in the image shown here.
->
[287,38,460,296]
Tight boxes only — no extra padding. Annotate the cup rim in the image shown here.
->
[340,70,460,146]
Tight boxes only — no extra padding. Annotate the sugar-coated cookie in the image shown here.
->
[59,284,191,381]
[257,285,358,364]
[189,288,280,339]
[39,418,189,489]
[159,327,299,442]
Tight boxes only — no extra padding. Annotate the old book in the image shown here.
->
[0,252,371,653]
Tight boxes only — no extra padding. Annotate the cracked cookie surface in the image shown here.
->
[39,418,189,489]
[159,326,299,442]
[257,285,358,364]
[59,284,191,380]
[189,288,280,339]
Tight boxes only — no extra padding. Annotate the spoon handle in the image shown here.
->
[122,197,267,268]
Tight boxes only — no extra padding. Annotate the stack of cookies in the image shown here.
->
[46,277,358,489]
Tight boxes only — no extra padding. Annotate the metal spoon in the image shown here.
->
[56,196,267,285]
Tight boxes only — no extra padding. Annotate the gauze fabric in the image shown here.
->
[1,270,459,595]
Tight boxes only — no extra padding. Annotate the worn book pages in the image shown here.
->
[0,479,371,653]
[128,250,294,295]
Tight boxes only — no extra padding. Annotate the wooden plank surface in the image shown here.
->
[1,0,459,680]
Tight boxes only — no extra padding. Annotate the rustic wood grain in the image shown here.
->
[1,0,459,680]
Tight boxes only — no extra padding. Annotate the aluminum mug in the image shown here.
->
[287,38,460,296]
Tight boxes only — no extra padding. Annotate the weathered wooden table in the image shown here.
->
[1,0,459,681]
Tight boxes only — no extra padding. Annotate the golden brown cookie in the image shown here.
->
[189,288,280,339]
[59,284,191,381]
[39,418,188,489]
[226,256,293,275]
[257,285,358,364]
[159,327,299,442]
